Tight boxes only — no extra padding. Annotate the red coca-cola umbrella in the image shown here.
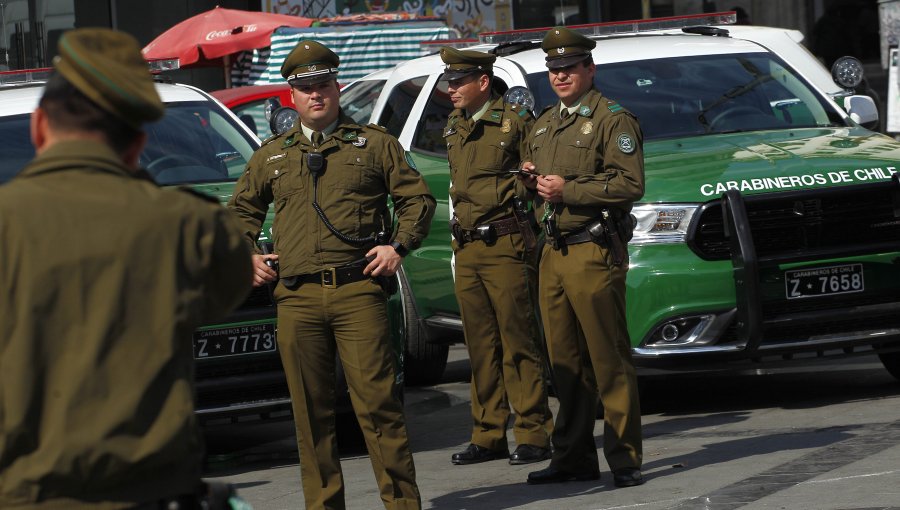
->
[142,6,313,68]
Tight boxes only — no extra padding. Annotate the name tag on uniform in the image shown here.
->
[266,154,286,163]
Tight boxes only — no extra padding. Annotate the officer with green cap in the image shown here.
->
[0,28,254,509]
[517,26,646,488]
[228,39,434,510]
[438,46,554,467]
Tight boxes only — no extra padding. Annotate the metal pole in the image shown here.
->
[0,2,8,69]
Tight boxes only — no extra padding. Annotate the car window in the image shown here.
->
[525,52,846,140]
[0,100,257,186]
[413,78,510,157]
[379,76,427,138]
[231,98,272,140]
[340,79,386,125]
[0,113,35,185]
[142,101,257,185]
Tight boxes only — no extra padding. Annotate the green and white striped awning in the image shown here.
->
[231,22,450,87]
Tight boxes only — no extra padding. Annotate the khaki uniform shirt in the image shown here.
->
[445,95,533,229]
[0,141,253,509]
[228,111,435,276]
[525,88,645,234]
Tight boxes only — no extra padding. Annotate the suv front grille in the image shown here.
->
[687,184,900,261]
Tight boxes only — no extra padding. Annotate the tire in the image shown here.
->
[878,351,900,381]
[399,270,449,386]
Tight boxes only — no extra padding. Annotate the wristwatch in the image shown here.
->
[390,241,409,257]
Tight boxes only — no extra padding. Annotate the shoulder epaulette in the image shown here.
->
[366,123,388,133]
[178,186,222,205]
[261,132,283,147]
[606,101,624,114]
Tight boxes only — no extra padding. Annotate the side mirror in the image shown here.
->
[269,106,299,136]
[843,95,879,130]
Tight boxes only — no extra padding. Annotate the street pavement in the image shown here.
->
[204,345,900,509]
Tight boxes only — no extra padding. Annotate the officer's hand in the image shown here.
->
[252,254,278,287]
[364,245,402,277]
[518,162,538,190]
[537,174,564,203]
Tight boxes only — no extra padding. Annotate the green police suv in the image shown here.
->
[0,69,289,421]
[339,12,900,383]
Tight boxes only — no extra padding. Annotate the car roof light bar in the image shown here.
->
[479,11,737,45]
[0,67,53,86]
[148,58,181,73]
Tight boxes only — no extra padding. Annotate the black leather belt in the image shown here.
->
[546,229,593,249]
[285,263,368,289]
[455,216,519,245]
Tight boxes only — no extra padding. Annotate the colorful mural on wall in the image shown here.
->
[266,0,511,37]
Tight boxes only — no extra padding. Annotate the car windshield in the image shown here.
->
[0,101,257,185]
[526,52,846,140]
[340,78,387,125]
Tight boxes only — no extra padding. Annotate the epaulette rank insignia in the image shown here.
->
[607,102,623,113]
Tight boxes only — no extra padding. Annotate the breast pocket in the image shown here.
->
[556,136,594,175]
[268,159,298,200]
[480,136,517,172]
[331,151,376,191]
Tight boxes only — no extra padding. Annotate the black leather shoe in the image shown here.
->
[527,466,600,485]
[613,468,644,488]
[509,444,551,465]
[451,444,508,465]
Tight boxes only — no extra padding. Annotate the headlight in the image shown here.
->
[630,204,698,244]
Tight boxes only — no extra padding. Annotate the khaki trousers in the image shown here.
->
[538,242,642,473]
[274,279,420,510]
[454,233,553,451]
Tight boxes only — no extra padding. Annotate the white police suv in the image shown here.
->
[339,12,900,383]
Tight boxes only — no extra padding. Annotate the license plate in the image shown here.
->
[193,324,276,359]
[785,263,864,300]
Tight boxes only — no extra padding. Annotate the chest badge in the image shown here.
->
[501,118,511,133]
[352,136,367,147]
[580,121,593,135]
[445,128,456,137]
[535,126,548,136]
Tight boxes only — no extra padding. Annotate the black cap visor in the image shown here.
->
[545,52,591,70]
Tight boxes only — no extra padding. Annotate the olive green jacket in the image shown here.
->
[524,88,645,234]
[228,111,436,276]
[444,95,534,229]
[0,141,253,509]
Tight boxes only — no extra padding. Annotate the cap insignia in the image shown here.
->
[557,47,565,54]
[555,30,560,35]
[310,64,317,71]
[304,44,310,49]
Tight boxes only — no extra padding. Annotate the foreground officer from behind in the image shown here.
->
[0,28,253,509]
[518,27,645,488]
[228,40,435,510]
[440,47,553,467]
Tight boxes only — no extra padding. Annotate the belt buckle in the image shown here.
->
[322,267,338,288]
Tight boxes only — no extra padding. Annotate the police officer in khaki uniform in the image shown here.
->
[518,27,646,488]
[0,28,253,509]
[227,40,435,510]
[439,47,554,466]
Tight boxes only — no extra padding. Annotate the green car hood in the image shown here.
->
[644,127,900,203]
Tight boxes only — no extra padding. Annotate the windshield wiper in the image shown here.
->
[698,58,773,130]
